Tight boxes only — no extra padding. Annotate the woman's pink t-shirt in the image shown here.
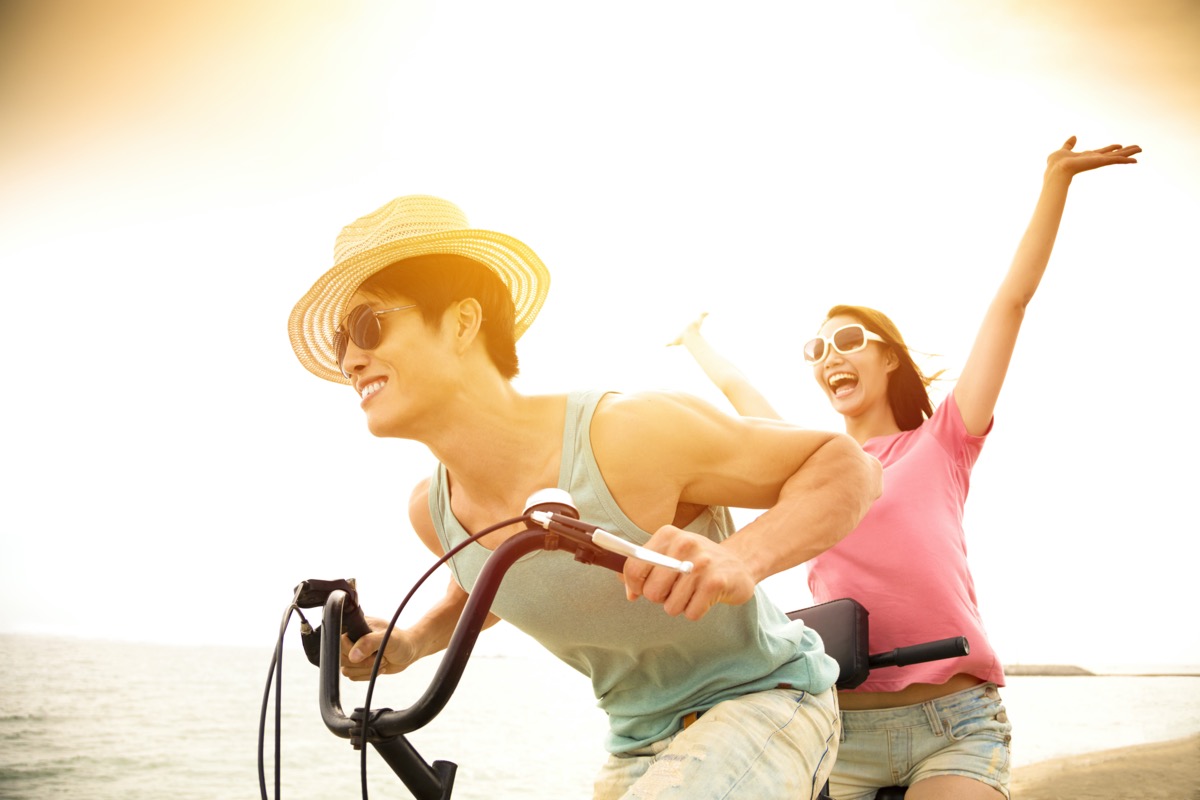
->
[807,392,1005,692]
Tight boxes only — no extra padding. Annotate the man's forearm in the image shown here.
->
[724,435,881,582]
[408,579,480,661]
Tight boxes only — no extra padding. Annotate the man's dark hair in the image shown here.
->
[361,254,520,378]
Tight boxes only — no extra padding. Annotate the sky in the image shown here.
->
[2,0,1198,670]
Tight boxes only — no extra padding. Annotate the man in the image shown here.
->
[288,194,882,799]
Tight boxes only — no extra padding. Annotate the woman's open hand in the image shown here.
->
[667,312,709,347]
[1047,135,1141,178]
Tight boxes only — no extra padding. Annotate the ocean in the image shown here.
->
[1,634,1197,800]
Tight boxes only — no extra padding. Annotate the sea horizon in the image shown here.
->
[6,628,1199,674]
[2,633,1199,799]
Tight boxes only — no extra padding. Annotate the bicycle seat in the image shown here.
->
[787,598,870,690]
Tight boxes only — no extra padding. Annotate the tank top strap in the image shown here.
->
[558,389,608,484]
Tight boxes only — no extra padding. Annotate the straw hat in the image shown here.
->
[288,194,550,383]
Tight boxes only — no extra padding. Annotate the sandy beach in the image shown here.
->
[1011,733,1200,799]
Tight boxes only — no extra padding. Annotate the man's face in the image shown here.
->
[339,288,453,439]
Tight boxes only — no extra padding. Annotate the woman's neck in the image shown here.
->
[843,403,902,445]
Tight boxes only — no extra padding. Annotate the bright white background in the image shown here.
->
[2,0,1197,669]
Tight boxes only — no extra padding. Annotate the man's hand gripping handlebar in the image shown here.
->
[523,488,695,574]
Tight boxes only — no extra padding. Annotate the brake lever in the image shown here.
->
[527,511,694,574]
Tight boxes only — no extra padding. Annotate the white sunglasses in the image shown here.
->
[803,324,886,364]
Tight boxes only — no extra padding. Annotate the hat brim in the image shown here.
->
[289,228,550,383]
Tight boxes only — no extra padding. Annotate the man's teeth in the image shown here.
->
[361,380,385,399]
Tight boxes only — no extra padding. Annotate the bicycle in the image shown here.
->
[260,489,968,800]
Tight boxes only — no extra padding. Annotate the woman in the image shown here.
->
[669,136,1140,800]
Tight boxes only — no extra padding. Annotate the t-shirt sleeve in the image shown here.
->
[929,391,991,470]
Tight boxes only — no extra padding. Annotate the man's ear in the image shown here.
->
[452,297,484,352]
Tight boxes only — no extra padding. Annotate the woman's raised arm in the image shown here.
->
[953,136,1141,435]
[669,312,784,420]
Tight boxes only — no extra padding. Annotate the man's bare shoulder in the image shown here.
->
[594,390,717,427]
[594,389,810,439]
[409,476,432,514]
[408,477,444,556]
[590,390,755,486]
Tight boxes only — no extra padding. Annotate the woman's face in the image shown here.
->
[809,314,896,418]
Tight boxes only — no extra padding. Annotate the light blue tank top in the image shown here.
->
[430,390,837,753]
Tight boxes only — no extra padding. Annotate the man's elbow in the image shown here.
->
[831,434,883,517]
[864,450,884,505]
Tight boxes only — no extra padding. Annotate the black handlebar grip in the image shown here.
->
[870,636,970,669]
[341,592,373,643]
[896,635,969,666]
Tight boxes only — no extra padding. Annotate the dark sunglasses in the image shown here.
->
[803,324,886,364]
[333,303,417,377]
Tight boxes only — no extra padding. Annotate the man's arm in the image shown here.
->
[591,391,881,620]
[341,478,501,680]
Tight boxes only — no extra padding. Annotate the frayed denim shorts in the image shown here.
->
[593,686,840,800]
[829,682,1012,800]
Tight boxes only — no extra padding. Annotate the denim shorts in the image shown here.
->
[829,682,1012,800]
[592,686,840,800]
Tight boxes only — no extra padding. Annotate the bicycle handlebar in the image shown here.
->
[304,488,702,799]
[318,523,615,800]
[296,490,969,800]
[869,636,970,669]
[319,527,563,740]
